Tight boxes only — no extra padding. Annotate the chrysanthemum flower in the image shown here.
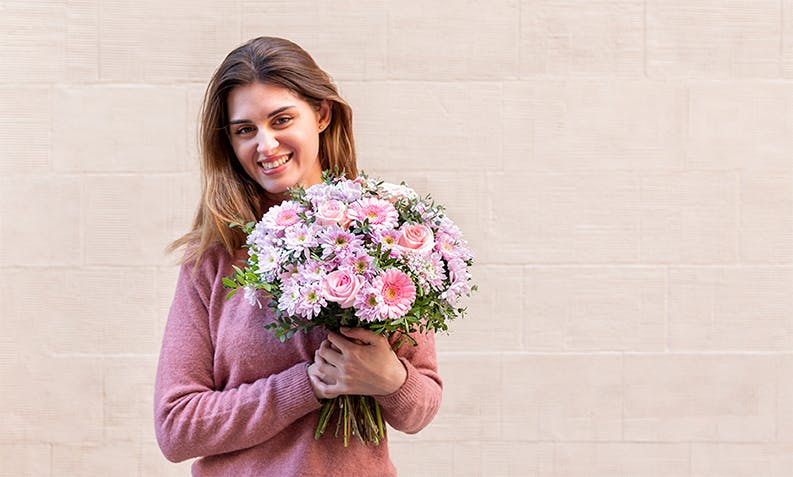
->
[354,285,383,322]
[320,226,363,259]
[284,223,319,252]
[372,268,416,319]
[296,282,326,319]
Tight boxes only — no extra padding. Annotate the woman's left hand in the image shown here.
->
[307,327,407,399]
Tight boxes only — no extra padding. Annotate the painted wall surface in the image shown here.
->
[1,1,792,475]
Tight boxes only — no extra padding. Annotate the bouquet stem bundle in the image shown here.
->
[315,395,385,447]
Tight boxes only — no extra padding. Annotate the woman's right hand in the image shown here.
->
[306,328,407,399]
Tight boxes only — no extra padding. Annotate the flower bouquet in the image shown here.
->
[224,171,475,446]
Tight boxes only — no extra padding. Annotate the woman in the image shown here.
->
[154,37,442,476]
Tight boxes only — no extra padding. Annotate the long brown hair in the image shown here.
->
[169,37,358,267]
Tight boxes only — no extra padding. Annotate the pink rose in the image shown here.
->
[398,223,435,255]
[315,200,350,227]
[321,270,364,308]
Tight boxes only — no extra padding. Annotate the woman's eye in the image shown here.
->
[235,126,254,135]
[274,116,292,126]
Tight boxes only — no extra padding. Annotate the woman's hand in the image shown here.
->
[307,327,407,400]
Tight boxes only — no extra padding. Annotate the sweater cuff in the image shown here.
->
[276,361,323,417]
[373,357,419,410]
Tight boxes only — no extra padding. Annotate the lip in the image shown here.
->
[257,153,292,175]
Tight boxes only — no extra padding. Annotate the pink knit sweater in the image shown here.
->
[154,245,443,476]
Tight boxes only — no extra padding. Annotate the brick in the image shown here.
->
[0,1,97,83]
[8,268,159,355]
[523,266,666,351]
[387,0,519,80]
[99,0,241,82]
[783,0,793,78]
[739,173,793,263]
[550,443,690,477]
[52,86,190,173]
[485,171,641,264]
[405,353,501,441]
[0,176,81,267]
[241,0,388,81]
[646,0,781,78]
[687,82,793,171]
[64,0,100,82]
[0,87,52,176]
[83,173,200,266]
[104,357,158,443]
[623,354,777,441]
[423,172,488,266]
[451,441,550,477]
[503,81,687,171]
[691,443,793,477]
[776,355,793,441]
[501,354,622,441]
[186,84,205,173]
[668,267,793,350]
[388,441,454,477]
[437,264,523,353]
[52,443,138,477]
[340,81,503,173]
[155,265,181,337]
[0,444,51,477]
[519,0,644,77]
[139,443,196,476]
[0,356,103,444]
[640,172,738,264]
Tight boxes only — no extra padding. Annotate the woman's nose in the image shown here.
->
[256,129,279,155]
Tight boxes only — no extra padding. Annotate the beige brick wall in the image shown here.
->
[1,1,792,476]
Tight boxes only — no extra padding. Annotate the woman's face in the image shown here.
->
[227,82,330,199]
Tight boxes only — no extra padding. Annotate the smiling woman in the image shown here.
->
[154,37,442,477]
[226,82,328,197]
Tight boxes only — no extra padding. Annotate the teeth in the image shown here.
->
[260,154,290,170]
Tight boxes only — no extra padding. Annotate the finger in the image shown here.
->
[308,373,335,399]
[326,332,354,353]
[339,327,378,345]
[317,340,343,365]
[309,359,337,385]
[323,338,341,353]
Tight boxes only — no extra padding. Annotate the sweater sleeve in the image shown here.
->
[374,331,443,434]
[153,262,322,463]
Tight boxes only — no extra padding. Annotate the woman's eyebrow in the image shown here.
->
[228,105,296,125]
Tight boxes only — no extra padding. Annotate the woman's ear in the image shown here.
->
[318,100,332,130]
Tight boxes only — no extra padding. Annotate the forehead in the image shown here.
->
[227,82,307,119]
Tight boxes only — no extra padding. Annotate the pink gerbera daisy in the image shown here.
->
[372,268,416,319]
[347,198,399,230]
[263,201,303,231]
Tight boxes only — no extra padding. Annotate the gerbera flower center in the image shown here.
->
[384,287,398,301]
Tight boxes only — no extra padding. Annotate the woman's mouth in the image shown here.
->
[258,153,292,174]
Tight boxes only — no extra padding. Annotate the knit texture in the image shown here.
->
[154,245,443,476]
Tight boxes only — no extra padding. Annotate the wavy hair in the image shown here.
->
[169,37,358,266]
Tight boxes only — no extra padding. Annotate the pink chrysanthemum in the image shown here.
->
[372,229,403,259]
[347,198,399,230]
[354,285,382,322]
[320,226,363,260]
[372,269,416,319]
